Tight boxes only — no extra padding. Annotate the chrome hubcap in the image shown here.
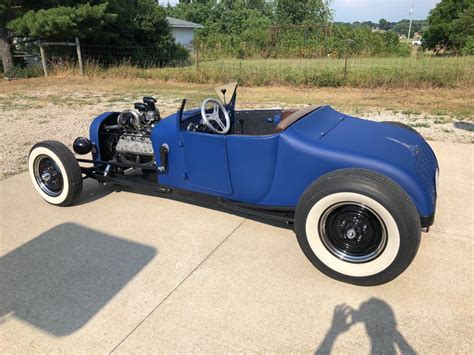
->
[41,171,52,182]
[346,228,356,240]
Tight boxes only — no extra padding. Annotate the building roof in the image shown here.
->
[166,17,203,29]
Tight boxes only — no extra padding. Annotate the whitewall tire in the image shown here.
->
[295,169,421,286]
[28,141,83,206]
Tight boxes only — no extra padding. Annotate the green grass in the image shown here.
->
[90,56,474,89]
[410,122,432,128]
[401,109,421,116]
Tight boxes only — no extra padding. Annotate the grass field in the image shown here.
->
[77,56,474,89]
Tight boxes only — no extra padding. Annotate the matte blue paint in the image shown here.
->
[182,131,232,194]
[90,112,115,166]
[226,134,279,202]
[92,105,438,218]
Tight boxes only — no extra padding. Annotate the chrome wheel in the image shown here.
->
[318,202,387,263]
[33,155,63,197]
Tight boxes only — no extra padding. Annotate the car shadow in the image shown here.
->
[0,223,156,336]
[74,178,114,206]
[116,186,293,230]
[453,121,474,132]
[315,298,416,355]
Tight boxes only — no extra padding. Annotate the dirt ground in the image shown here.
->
[0,77,472,180]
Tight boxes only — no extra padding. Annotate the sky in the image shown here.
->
[330,0,441,22]
[160,0,441,22]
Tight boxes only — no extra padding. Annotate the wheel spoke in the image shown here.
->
[214,116,225,130]
[201,98,230,134]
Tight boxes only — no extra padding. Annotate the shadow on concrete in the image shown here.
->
[0,223,156,336]
[114,187,294,231]
[315,298,416,355]
[75,178,114,206]
[454,121,474,132]
[73,175,291,230]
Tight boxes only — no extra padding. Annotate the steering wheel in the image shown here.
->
[200,98,231,135]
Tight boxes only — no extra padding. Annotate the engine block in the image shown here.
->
[115,135,154,156]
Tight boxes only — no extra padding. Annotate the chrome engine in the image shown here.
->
[103,97,161,167]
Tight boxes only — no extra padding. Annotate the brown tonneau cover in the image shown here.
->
[276,105,321,132]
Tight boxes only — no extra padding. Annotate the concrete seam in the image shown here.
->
[428,228,472,240]
[109,216,248,354]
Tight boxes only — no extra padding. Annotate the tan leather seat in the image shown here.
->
[276,105,321,132]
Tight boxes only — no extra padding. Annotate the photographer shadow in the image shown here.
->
[0,223,156,336]
[315,298,416,355]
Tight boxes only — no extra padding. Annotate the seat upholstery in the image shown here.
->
[276,105,321,132]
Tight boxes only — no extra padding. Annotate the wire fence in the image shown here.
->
[8,39,474,88]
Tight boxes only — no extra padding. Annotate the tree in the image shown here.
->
[7,3,116,41]
[275,0,332,25]
[423,0,474,53]
[304,0,333,23]
[5,0,185,68]
[378,18,389,31]
[1,1,98,73]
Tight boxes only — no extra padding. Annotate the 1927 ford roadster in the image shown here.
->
[28,83,438,285]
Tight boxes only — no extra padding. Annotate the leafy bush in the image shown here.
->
[462,36,474,55]
[4,65,43,79]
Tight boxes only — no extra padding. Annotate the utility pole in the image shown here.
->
[407,0,415,39]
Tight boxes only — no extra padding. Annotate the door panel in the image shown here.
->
[182,131,232,194]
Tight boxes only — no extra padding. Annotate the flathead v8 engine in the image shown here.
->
[101,96,161,169]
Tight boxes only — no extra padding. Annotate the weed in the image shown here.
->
[410,122,431,128]
[453,109,473,120]
[432,109,448,116]
[402,109,421,116]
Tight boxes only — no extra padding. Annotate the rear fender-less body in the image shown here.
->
[93,106,437,220]
[260,106,437,218]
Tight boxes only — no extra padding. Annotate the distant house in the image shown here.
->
[166,17,203,51]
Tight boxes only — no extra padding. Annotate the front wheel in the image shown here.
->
[295,169,421,286]
[28,140,83,206]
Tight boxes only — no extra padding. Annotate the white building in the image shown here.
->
[166,17,203,51]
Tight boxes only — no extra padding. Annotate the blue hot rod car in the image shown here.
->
[29,83,438,285]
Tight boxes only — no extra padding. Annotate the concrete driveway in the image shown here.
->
[1,141,472,353]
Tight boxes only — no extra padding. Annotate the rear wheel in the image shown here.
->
[28,140,83,206]
[295,169,421,286]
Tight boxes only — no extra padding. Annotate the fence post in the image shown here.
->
[39,42,48,77]
[195,43,200,75]
[75,37,84,76]
[344,38,349,81]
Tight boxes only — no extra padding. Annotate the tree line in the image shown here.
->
[167,0,473,57]
[166,0,409,58]
[1,0,472,74]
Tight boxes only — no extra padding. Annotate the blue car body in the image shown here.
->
[90,104,438,221]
